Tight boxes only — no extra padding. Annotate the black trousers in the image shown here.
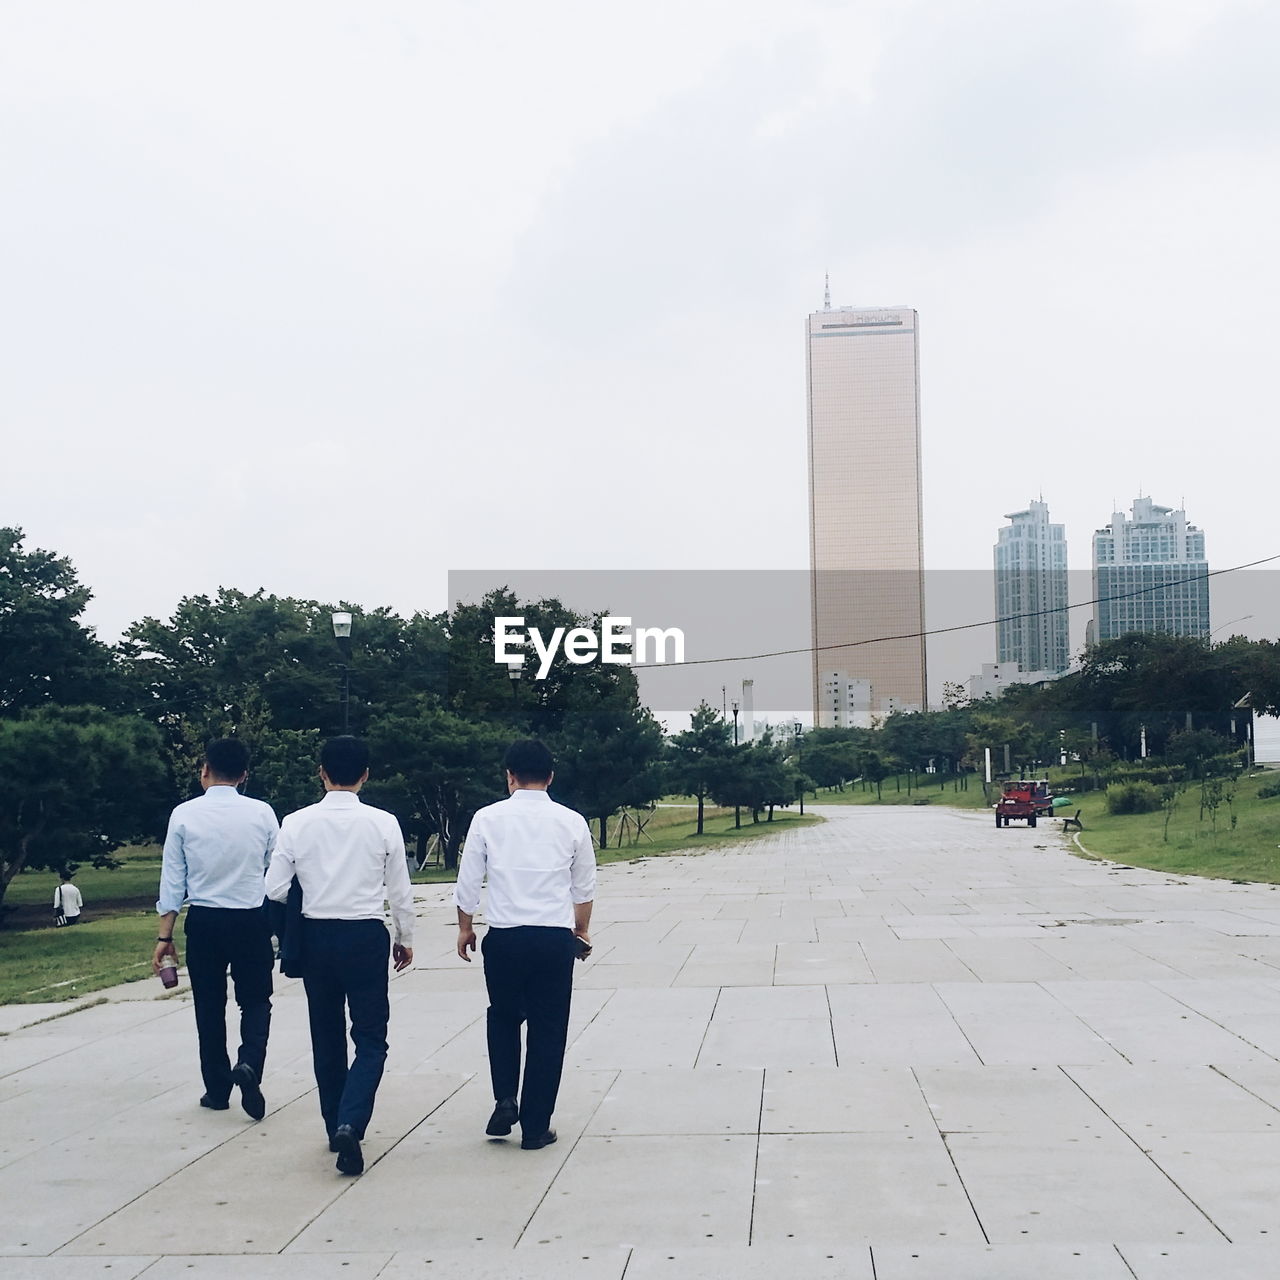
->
[301,918,391,1140]
[482,926,576,1137]
[184,905,274,1101]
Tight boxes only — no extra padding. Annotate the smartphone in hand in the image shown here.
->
[574,935,592,960]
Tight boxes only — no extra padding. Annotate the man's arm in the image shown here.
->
[569,818,597,952]
[154,815,186,973]
[264,821,297,904]
[453,815,488,961]
[383,818,415,972]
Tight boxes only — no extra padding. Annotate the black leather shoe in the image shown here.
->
[333,1124,364,1175]
[231,1062,266,1121]
[486,1097,519,1136]
[199,1094,230,1111]
[521,1128,557,1150]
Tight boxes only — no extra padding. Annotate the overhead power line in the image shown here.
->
[632,553,1280,671]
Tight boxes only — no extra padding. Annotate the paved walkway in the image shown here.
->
[6,805,1280,1278]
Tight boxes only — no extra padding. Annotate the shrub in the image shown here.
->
[1258,780,1280,800]
[1106,780,1163,815]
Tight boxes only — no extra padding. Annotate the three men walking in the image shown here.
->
[157,733,593,1172]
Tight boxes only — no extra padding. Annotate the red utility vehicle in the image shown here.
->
[995,779,1053,828]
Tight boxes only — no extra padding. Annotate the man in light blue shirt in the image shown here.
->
[155,738,280,1118]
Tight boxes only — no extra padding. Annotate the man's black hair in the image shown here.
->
[205,738,250,781]
[321,735,370,786]
[504,739,554,784]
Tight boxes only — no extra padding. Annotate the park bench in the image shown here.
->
[1061,810,1083,833]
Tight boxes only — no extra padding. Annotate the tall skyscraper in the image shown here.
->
[1091,497,1209,641]
[994,499,1069,674]
[807,296,926,726]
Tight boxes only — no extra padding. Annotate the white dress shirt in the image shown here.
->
[266,791,415,947]
[157,785,280,914]
[55,884,83,918]
[454,788,596,929]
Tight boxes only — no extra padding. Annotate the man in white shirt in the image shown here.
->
[55,871,83,924]
[266,736,414,1176]
[154,738,280,1119]
[455,739,596,1150]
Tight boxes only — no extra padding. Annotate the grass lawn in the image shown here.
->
[1065,769,1280,884]
[0,846,169,1005]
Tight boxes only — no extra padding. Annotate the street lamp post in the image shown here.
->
[731,700,741,828]
[794,721,804,815]
[331,611,353,734]
[507,656,523,705]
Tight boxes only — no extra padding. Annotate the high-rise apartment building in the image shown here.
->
[994,499,1069,674]
[1091,497,1209,641]
[807,298,926,725]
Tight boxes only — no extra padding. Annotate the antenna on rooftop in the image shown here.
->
[823,272,831,311]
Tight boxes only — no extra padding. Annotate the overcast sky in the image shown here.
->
[3,0,1277,682]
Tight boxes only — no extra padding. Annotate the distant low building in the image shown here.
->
[1255,714,1280,767]
[968,661,1061,702]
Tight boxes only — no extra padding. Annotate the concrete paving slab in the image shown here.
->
[916,1066,1111,1132]
[936,984,1123,1065]
[827,985,982,1066]
[0,1004,72,1032]
[61,1073,468,1256]
[573,964,682,989]
[752,1132,983,1244]
[671,963,777,987]
[586,1068,762,1135]
[871,1243,1134,1278]
[379,1247,631,1279]
[1041,981,1268,1064]
[712,985,829,1021]
[761,1066,935,1133]
[773,942,874,985]
[1065,1064,1280,1133]
[1140,1132,1280,1242]
[133,1257,391,1279]
[696,1018,836,1069]
[860,941,980,984]
[945,1129,1224,1243]
[1118,1243,1280,1278]
[523,1134,757,1248]
[941,939,1079,982]
[284,1072,617,1253]
[0,1260,158,1279]
[624,1244,873,1278]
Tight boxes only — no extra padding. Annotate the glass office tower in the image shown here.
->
[807,302,926,726]
[1092,497,1209,640]
[994,499,1070,674]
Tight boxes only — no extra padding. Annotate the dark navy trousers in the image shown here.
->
[301,917,391,1140]
[184,904,274,1101]
[482,925,576,1138]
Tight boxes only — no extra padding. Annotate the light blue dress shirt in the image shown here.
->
[157,785,280,915]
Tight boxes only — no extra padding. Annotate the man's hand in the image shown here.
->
[574,931,592,960]
[392,943,414,972]
[152,940,177,975]
[457,927,477,962]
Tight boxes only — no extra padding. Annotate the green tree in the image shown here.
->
[666,702,732,835]
[0,706,168,913]
[0,528,122,714]
[365,700,509,870]
[550,693,665,848]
